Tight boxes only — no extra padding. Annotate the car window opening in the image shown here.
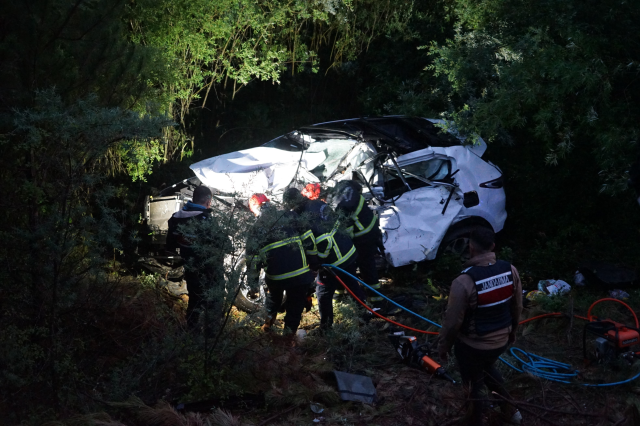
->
[383,158,452,198]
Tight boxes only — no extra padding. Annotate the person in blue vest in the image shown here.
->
[437,227,523,426]
[283,186,367,328]
[247,193,317,334]
[167,186,231,329]
[329,180,386,310]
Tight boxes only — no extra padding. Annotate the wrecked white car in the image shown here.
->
[146,116,506,266]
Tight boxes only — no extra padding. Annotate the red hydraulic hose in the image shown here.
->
[332,273,439,335]
[587,298,639,328]
[519,313,591,325]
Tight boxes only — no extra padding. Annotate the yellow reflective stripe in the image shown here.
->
[265,265,310,280]
[260,236,300,253]
[300,229,318,255]
[353,212,377,238]
[316,232,334,258]
[346,225,354,238]
[329,244,356,267]
[260,234,309,277]
[369,283,382,289]
[350,196,377,237]
[352,196,366,231]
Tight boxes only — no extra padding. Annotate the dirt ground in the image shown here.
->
[156,276,640,426]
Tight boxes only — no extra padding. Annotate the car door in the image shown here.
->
[375,149,464,267]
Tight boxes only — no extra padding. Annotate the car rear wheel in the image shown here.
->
[440,224,491,262]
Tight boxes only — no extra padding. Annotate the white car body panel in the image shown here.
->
[377,185,463,265]
[185,118,506,267]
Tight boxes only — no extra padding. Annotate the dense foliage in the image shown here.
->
[428,0,640,192]
[0,0,639,423]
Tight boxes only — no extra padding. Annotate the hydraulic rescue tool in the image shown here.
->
[388,333,456,383]
[324,264,640,387]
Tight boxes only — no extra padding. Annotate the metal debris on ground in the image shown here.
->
[333,371,377,404]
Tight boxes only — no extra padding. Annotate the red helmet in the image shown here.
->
[301,183,321,200]
[249,193,270,216]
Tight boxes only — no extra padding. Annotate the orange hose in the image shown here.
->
[332,273,439,335]
[587,298,639,328]
[329,275,629,337]
[519,313,591,325]
[519,312,563,325]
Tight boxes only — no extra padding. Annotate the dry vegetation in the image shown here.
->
[31,265,640,426]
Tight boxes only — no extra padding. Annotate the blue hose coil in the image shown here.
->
[321,264,640,387]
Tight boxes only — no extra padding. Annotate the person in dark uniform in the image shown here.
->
[167,186,230,329]
[438,227,523,426]
[284,186,366,328]
[247,193,317,334]
[330,180,386,310]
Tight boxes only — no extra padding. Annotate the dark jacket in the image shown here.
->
[167,201,231,263]
[248,208,317,288]
[333,181,381,243]
[295,199,357,268]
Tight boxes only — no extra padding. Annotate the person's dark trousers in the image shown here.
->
[184,263,222,333]
[265,278,309,333]
[353,238,383,305]
[184,268,204,329]
[316,261,366,327]
[454,339,510,426]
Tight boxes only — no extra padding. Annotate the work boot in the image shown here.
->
[261,315,276,332]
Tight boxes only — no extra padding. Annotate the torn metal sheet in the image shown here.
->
[190,140,359,196]
[333,371,376,404]
[149,116,508,270]
[378,185,463,265]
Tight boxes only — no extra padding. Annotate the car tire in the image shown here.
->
[231,254,268,313]
[234,288,266,313]
[440,224,491,262]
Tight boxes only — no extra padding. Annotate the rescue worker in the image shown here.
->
[167,186,230,329]
[283,186,367,328]
[247,193,317,334]
[437,227,523,426]
[330,180,386,310]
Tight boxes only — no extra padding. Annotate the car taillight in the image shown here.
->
[479,176,504,189]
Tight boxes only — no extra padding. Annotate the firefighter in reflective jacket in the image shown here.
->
[438,227,523,426]
[247,193,317,333]
[330,180,385,309]
[284,186,367,327]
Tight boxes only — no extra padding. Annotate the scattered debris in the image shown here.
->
[525,290,546,306]
[574,270,586,286]
[158,278,188,297]
[538,279,571,295]
[310,403,324,413]
[333,371,377,404]
[609,289,630,300]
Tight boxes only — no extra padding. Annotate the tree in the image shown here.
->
[428,0,640,193]
[126,0,415,157]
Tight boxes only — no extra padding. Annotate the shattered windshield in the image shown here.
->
[306,140,356,181]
